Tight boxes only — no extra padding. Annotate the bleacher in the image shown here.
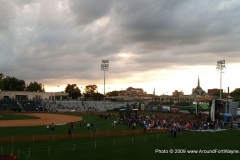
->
[84,101,126,111]
[18,100,46,112]
[55,101,84,111]
[43,101,55,111]
[0,100,21,111]
[0,98,195,113]
[43,100,84,112]
[43,100,127,112]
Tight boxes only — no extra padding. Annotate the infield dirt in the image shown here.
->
[0,113,82,127]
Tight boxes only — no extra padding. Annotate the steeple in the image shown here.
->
[195,75,202,89]
[192,75,206,96]
[198,75,200,87]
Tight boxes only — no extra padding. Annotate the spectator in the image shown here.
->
[79,122,82,128]
[90,122,94,129]
[143,124,147,133]
[51,123,55,131]
[173,127,177,138]
[87,122,90,129]
[96,124,100,133]
[169,127,173,138]
[46,125,49,131]
[68,128,73,139]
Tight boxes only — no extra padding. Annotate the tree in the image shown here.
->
[92,92,105,101]
[3,76,26,91]
[65,84,81,99]
[230,88,240,101]
[84,85,98,94]
[0,73,4,91]
[84,85,98,100]
[107,90,119,97]
[27,82,44,92]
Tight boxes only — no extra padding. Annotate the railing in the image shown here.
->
[0,129,167,144]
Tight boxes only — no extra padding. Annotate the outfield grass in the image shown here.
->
[0,130,239,160]
[0,112,240,160]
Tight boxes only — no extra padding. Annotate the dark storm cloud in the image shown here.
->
[0,0,240,86]
[69,0,113,25]
[103,0,240,71]
[115,0,236,43]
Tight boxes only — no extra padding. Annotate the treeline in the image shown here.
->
[0,73,33,92]
[0,73,106,100]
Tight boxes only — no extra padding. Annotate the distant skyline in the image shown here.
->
[1,0,240,95]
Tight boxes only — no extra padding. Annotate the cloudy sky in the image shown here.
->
[1,0,240,95]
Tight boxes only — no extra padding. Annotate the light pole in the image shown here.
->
[216,60,226,100]
[101,60,109,96]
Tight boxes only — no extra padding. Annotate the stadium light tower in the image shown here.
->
[101,60,109,96]
[216,60,226,100]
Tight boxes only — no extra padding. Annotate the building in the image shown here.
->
[115,87,151,101]
[0,91,68,101]
[191,76,207,97]
[153,90,191,103]
[172,90,184,96]
[118,87,145,97]
[208,88,222,97]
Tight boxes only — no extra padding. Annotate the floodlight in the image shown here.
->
[101,60,109,96]
[216,60,226,100]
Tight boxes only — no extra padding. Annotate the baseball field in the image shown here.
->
[0,112,239,160]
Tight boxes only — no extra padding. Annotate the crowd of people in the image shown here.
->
[48,110,235,140]
[121,113,213,132]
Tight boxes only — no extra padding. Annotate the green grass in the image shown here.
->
[0,130,240,160]
[0,113,39,121]
[1,112,239,160]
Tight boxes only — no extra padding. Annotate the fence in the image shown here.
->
[0,133,165,160]
[0,129,167,144]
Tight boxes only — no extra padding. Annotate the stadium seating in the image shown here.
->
[18,100,47,112]
[43,100,127,112]
[0,100,21,111]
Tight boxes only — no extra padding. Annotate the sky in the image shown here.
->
[0,0,240,95]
